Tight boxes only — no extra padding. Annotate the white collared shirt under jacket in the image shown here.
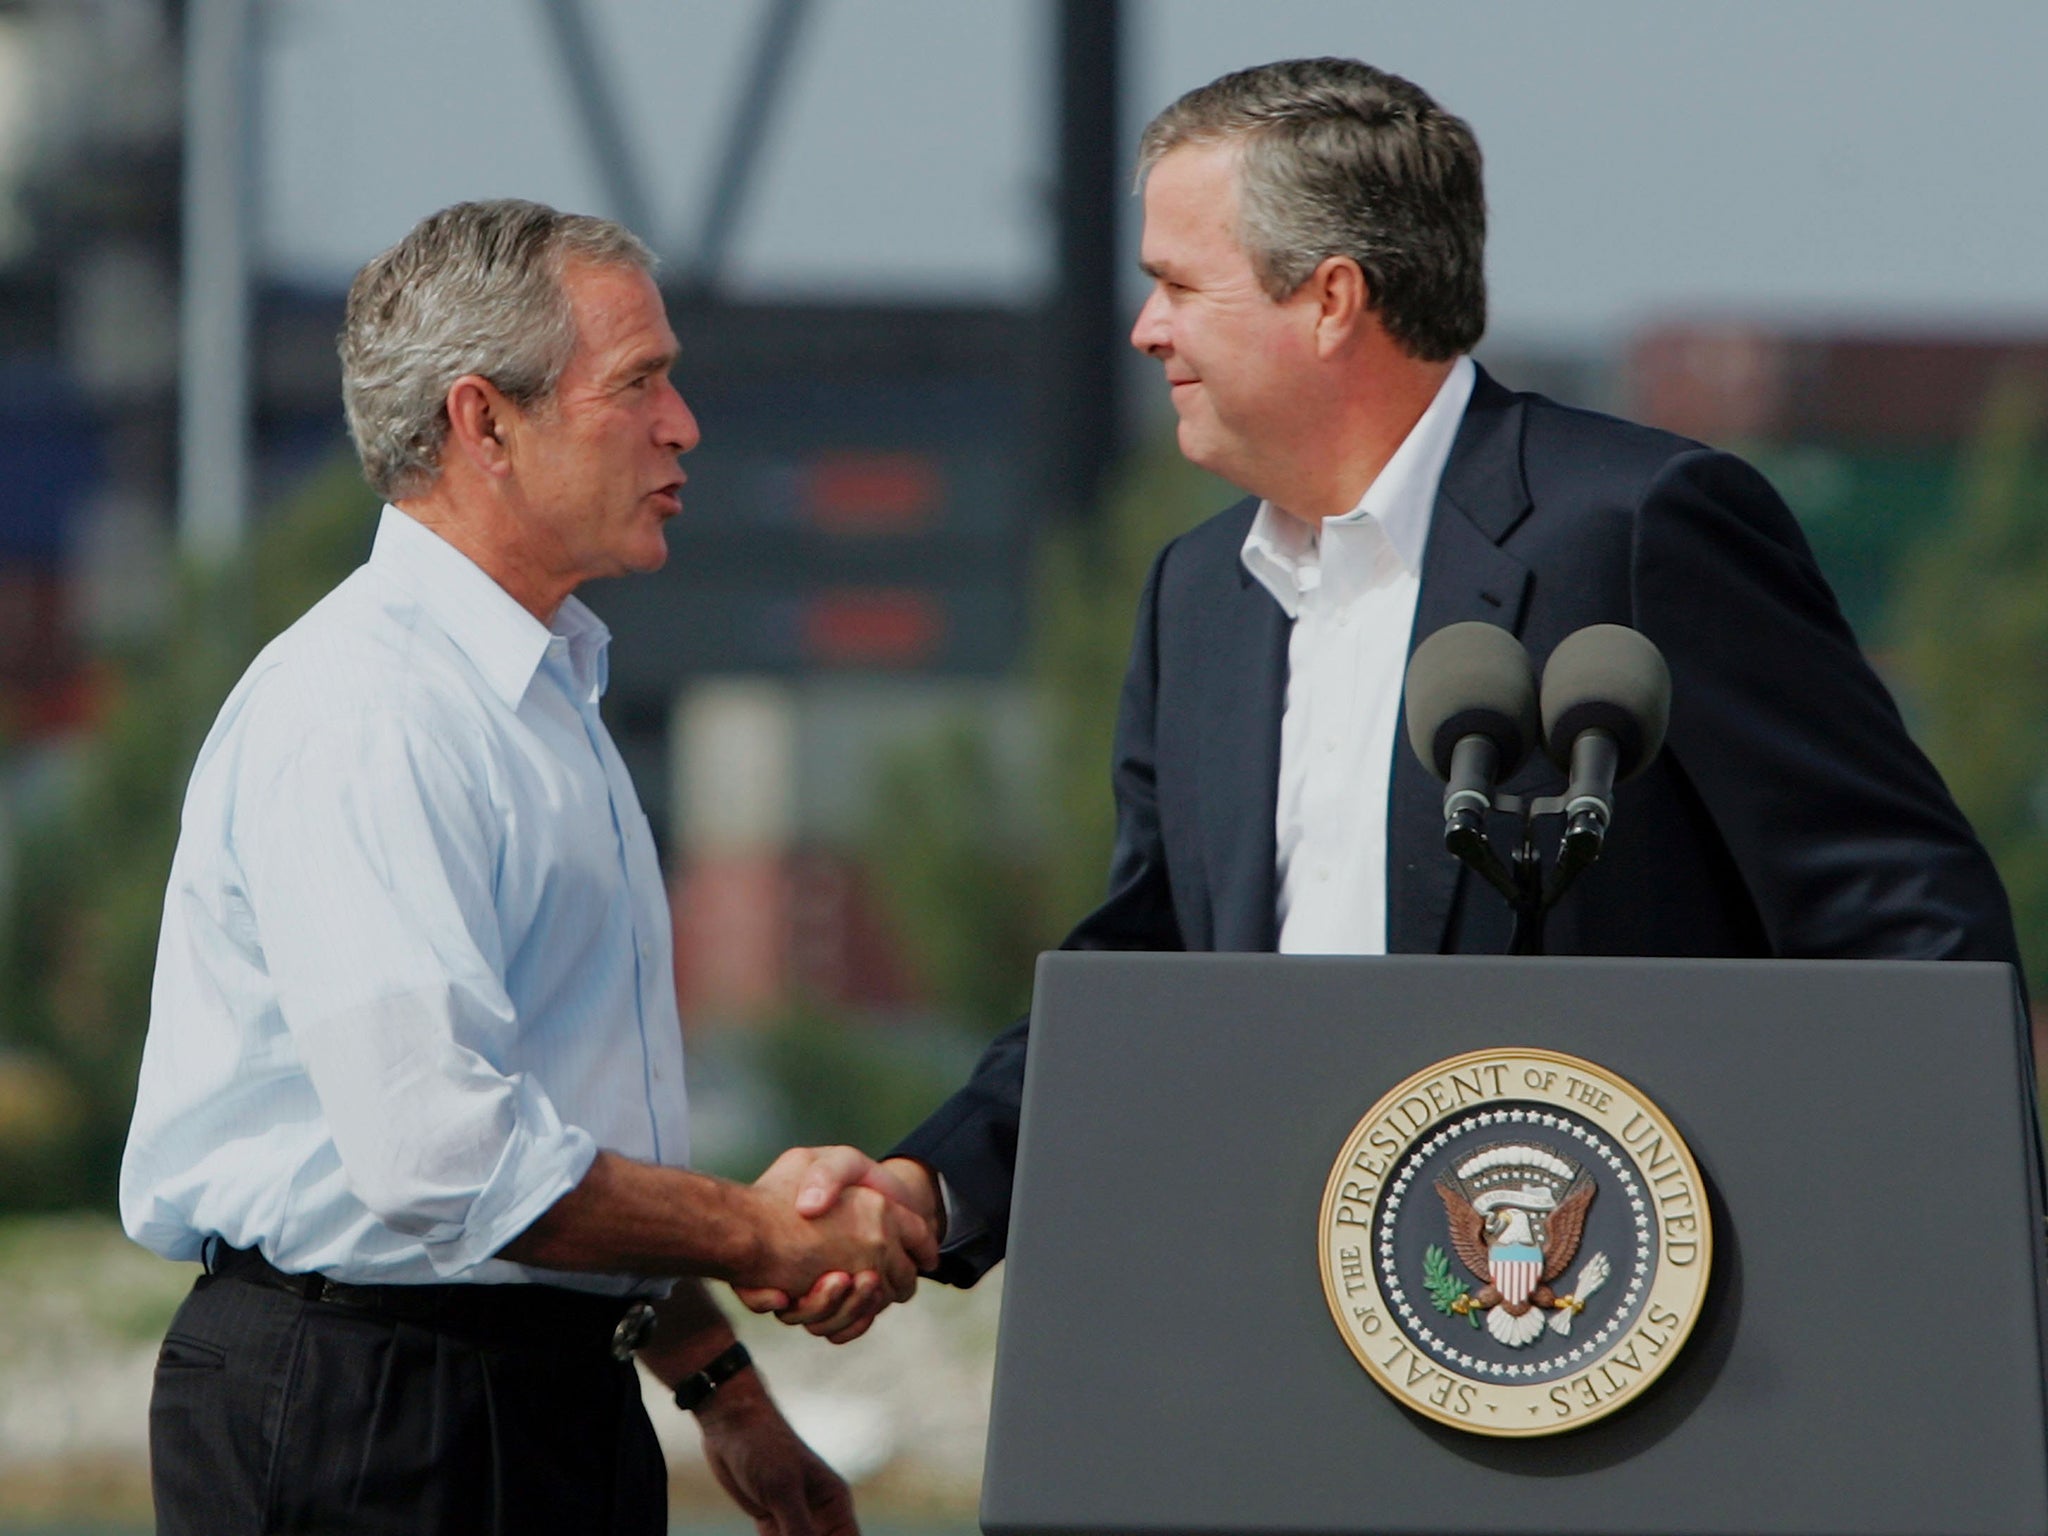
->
[1240,356,1477,956]
[121,506,689,1293]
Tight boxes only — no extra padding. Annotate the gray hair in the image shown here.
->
[339,199,656,500]
[1136,58,1486,361]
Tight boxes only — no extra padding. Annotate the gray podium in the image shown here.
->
[981,953,2048,1536]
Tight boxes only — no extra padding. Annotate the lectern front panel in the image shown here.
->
[982,955,2045,1536]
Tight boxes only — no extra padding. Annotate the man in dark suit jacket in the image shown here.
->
[744,57,2020,1320]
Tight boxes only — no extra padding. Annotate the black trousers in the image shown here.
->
[149,1267,668,1535]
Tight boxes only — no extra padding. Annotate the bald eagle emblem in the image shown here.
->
[1433,1142,1611,1347]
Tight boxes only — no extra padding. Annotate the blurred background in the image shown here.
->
[0,0,2045,1528]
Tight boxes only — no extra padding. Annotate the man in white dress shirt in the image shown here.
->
[121,200,933,1535]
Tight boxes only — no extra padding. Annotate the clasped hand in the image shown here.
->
[741,1147,941,1344]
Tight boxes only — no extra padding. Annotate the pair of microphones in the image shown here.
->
[1402,622,1672,952]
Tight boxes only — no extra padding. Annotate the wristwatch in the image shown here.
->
[672,1340,752,1413]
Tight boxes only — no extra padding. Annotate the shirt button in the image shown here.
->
[1317,866,1332,882]
[1323,736,1337,753]
[1336,610,1351,628]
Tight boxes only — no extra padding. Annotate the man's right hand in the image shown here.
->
[740,1147,937,1321]
[494,1147,937,1344]
[736,1149,942,1343]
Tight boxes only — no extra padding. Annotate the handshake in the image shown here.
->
[737,1146,944,1344]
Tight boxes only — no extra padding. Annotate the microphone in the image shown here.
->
[1538,625,1672,860]
[1404,622,1541,841]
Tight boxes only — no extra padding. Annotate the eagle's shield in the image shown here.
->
[1488,1243,1543,1307]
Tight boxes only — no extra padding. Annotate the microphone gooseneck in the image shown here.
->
[1540,624,1672,867]
[1561,727,1620,854]
[1403,622,1540,905]
[1444,733,1500,834]
[1402,621,1673,954]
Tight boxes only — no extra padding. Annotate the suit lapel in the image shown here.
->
[1200,524,1287,951]
[1387,369,1536,954]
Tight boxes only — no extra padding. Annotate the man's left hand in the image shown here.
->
[697,1373,857,1536]
[640,1283,858,1535]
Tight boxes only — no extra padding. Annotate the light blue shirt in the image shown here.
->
[120,506,689,1293]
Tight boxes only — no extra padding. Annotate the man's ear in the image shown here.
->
[444,374,518,479]
[1309,255,1372,359]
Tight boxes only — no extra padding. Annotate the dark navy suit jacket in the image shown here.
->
[895,367,2021,1284]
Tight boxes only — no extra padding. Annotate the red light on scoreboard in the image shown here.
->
[804,590,944,666]
[803,452,942,533]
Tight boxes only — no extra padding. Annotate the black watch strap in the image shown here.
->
[672,1341,752,1413]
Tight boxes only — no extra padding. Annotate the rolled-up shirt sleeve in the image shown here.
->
[235,703,595,1279]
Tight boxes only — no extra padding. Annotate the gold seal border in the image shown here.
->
[1317,1046,1712,1438]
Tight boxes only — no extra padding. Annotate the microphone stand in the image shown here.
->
[1443,789,1602,956]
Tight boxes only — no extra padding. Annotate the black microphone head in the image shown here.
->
[1404,622,1540,783]
[1539,624,1672,781]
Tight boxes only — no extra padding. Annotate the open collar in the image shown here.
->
[369,506,611,710]
[1239,356,1477,615]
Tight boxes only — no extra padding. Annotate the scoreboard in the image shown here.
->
[586,298,1042,715]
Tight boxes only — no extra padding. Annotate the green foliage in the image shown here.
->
[0,457,379,1212]
[862,720,1041,1036]
[1895,372,2048,997]
[1423,1242,1478,1324]
[861,438,1237,1040]
[1032,443,1239,926]
[0,1210,196,1349]
[752,1006,968,1172]
[250,457,384,639]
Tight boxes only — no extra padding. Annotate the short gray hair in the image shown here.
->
[339,199,656,500]
[1137,58,1486,361]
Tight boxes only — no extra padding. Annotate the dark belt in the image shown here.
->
[207,1243,660,1359]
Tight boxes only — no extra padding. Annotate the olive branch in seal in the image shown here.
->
[1423,1243,1480,1327]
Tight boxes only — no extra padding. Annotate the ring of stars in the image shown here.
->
[1374,1105,1655,1383]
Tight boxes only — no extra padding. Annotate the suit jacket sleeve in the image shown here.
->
[1634,448,2021,967]
[890,543,1189,1285]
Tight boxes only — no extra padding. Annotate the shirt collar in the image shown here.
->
[1241,497,1321,620]
[547,595,612,707]
[369,506,611,709]
[1240,355,1478,617]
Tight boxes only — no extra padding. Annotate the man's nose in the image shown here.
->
[1130,289,1169,356]
[660,380,701,454]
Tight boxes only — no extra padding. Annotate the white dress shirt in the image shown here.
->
[1242,356,1477,955]
[120,506,689,1293]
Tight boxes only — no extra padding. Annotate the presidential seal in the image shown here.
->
[1317,1048,1710,1437]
